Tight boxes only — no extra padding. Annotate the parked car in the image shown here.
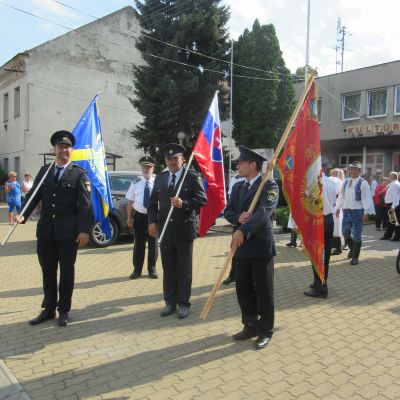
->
[90,171,142,247]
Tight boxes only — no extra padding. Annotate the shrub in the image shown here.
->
[275,206,290,231]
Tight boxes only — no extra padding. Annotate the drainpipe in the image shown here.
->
[362,146,366,175]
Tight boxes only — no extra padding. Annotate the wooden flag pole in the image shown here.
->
[200,76,315,320]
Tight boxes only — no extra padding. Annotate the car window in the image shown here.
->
[109,175,139,192]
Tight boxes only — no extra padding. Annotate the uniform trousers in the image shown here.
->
[235,256,274,335]
[132,212,158,275]
[311,214,334,286]
[37,238,78,313]
[160,239,193,307]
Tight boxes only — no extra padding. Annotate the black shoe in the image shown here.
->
[308,281,317,289]
[222,277,235,285]
[148,273,158,279]
[286,242,297,247]
[232,326,258,341]
[331,248,342,255]
[160,305,176,317]
[304,287,328,298]
[177,306,190,319]
[29,310,56,325]
[350,258,359,265]
[57,312,70,327]
[390,237,400,242]
[129,272,141,280]
[254,335,271,349]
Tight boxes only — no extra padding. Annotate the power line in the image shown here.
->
[49,0,98,19]
[46,0,287,78]
[0,1,282,82]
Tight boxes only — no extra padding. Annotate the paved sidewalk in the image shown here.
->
[0,204,400,399]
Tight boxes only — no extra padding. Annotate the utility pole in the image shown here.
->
[305,0,311,85]
[336,17,347,73]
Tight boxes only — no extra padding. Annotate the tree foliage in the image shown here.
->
[131,0,230,163]
[232,20,295,149]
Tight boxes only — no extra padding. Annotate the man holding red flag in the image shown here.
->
[192,92,226,236]
[277,80,326,284]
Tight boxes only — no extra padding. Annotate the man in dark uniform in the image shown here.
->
[18,130,92,327]
[126,156,158,279]
[224,146,279,349]
[148,143,207,319]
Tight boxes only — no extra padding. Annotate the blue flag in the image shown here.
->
[71,95,113,239]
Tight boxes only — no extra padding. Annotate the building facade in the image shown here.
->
[0,6,143,178]
[296,60,400,179]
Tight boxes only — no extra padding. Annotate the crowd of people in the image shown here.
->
[3,132,399,351]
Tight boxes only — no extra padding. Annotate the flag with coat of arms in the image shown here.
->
[192,92,226,236]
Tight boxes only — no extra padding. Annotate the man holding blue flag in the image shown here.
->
[18,131,92,327]
[126,156,158,280]
[71,95,113,241]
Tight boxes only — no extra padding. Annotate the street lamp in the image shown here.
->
[177,131,186,145]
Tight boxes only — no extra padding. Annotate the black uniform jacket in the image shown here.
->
[147,168,207,241]
[224,177,279,259]
[22,163,92,241]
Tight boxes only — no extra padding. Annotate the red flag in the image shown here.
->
[193,92,226,236]
[277,80,325,281]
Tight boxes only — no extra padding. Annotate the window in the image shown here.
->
[395,85,400,115]
[317,98,322,123]
[4,158,9,173]
[342,93,360,120]
[14,157,20,177]
[367,89,387,117]
[14,87,20,118]
[3,93,9,122]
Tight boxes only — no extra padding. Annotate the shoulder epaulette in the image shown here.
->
[133,176,141,183]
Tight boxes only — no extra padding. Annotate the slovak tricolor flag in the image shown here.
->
[193,91,226,236]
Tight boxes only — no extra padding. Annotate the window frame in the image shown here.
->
[367,88,387,118]
[14,86,20,118]
[341,92,361,121]
[394,85,400,116]
[3,92,9,123]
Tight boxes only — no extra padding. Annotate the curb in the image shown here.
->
[0,360,31,400]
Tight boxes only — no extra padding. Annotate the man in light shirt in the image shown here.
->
[126,156,158,279]
[304,173,336,298]
[336,161,375,265]
[380,171,400,241]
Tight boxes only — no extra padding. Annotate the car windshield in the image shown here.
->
[109,175,138,192]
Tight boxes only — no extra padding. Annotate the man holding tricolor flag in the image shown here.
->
[71,95,114,241]
[277,79,334,298]
[192,91,226,236]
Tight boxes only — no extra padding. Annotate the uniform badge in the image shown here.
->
[267,190,277,201]
[85,180,91,192]
[169,149,173,155]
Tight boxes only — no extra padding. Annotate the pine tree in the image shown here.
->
[232,20,295,149]
[131,0,230,163]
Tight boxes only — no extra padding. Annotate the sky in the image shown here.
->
[0,0,399,76]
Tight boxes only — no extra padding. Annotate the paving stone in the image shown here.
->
[1,211,400,400]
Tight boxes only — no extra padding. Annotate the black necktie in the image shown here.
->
[143,180,150,208]
[245,181,250,191]
[54,166,64,183]
[169,173,176,196]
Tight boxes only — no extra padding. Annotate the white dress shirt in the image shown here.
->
[125,176,155,214]
[54,161,71,180]
[384,180,400,207]
[168,167,184,187]
[336,176,375,214]
[322,174,337,215]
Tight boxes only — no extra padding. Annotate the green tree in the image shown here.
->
[292,65,318,82]
[131,0,230,163]
[232,20,295,149]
